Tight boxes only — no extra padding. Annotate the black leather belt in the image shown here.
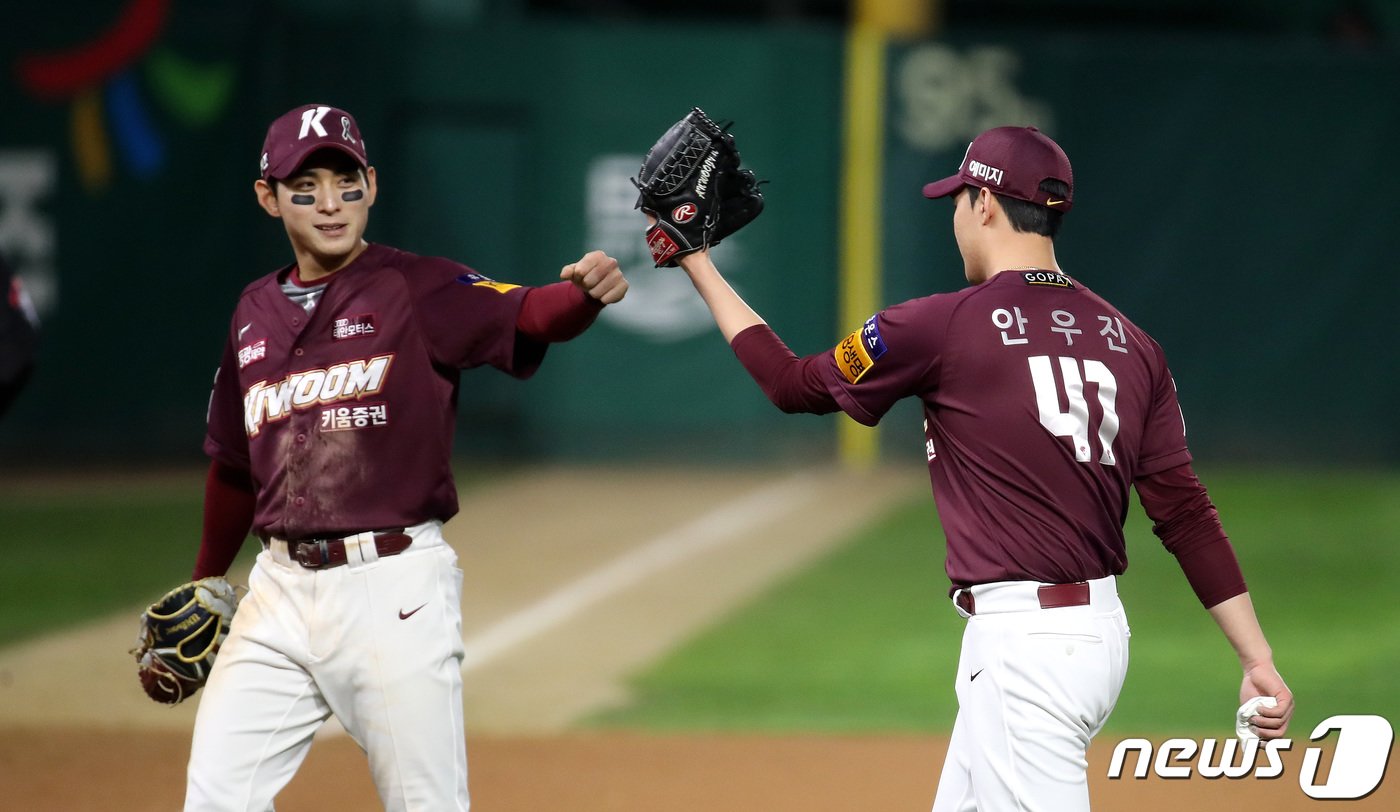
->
[285,531,412,570]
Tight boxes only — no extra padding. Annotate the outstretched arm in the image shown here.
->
[677,249,838,414]
[516,250,627,343]
[676,249,765,341]
[516,283,603,343]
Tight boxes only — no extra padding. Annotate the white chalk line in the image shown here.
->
[458,471,817,674]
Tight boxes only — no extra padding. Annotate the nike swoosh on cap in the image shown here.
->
[1046,199,1064,207]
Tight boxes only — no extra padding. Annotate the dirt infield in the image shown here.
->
[0,464,922,733]
[1,465,1392,809]
[2,727,1391,810]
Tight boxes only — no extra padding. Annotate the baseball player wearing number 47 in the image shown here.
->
[177,104,628,811]
[665,124,1294,810]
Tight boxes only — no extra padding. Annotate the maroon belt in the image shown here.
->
[286,531,413,570]
[955,582,1091,616]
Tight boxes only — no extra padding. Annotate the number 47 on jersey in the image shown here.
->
[1029,355,1119,466]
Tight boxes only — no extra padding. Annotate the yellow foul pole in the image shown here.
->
[838,1,936,468]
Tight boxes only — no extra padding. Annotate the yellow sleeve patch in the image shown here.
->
[835,329,875,384]
[455,272,521,293]
[473,280,520,294]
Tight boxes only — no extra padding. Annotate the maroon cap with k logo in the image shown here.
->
[259,104,369,181]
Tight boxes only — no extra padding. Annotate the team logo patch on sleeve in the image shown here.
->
[455,272,520,293]
[835,314,888,384]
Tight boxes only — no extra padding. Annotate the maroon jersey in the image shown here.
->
[821,270,1191,588]
[205,243,545,540]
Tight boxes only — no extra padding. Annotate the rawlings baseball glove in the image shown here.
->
[131,576,241,704]
[713,167,765,247]
[633,107,764,267]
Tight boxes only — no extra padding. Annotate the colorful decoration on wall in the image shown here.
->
[13,0,236,192]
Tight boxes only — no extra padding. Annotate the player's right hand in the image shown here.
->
[1239,661,1294,739]
[561,250,628,305]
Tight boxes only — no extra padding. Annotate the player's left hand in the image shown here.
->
[132,576,242,704]
[632,108,764,267]
[1239,660,1294,739]
[561,250,628,304]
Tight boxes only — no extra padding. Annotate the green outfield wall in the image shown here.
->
[1,5,1395,465]
[876,32,1400,465]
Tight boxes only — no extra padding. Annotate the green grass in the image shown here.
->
[4,465,1396,737]
[0,466,502,648]
[589,467,1400,734]
[595,497,958,733]
[0,475,250,647]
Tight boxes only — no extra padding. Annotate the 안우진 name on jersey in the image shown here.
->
[243,354,394,437]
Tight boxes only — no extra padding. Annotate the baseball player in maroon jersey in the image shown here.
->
[669,126,1293,810]
[184,103,628,811]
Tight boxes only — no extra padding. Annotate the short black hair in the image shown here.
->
[965,179,1069,239]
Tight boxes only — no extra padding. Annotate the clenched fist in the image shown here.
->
[561,250,628,304]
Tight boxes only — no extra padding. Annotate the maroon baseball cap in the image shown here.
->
[921,126,1073,212]
[259,104,368,181]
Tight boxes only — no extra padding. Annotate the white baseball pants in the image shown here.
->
[184,521,469,811]
[932,575,1130,812]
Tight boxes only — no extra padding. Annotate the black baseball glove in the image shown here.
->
[633,108,764,267]
[713,167,764,248]
[131,576,242,704]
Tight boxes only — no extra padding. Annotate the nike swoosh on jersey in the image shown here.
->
[238,323,253,340]
[970,668,984,682]
[399,603,428,620]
